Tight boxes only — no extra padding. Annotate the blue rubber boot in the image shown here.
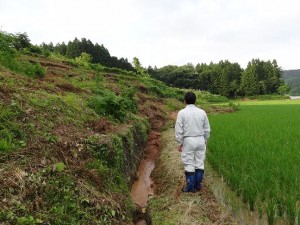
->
[184,171,195,192]
[195,169,204,191]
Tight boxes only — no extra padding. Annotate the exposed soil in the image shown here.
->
[131,102,165,224]
[90,118,113,134]
[131,131,161,207]
[56,83,85,93]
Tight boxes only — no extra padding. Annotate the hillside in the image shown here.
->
[283,69,300,95]
[0,53,182,224]
[0,31,239,224]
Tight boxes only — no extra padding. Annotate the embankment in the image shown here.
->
[0,55,180,224]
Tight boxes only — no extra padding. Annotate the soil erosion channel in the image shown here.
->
[131,103,165,225]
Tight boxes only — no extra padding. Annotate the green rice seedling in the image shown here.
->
[208,100,300,223]
[266,199,277,225]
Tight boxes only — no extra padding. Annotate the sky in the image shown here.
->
[1,0,300,70]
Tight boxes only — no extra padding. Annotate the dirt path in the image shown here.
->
[149,112,235,225]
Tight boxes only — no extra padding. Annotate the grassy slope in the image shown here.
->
[0,53,186,224]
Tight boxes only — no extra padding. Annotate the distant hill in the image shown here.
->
[283,69,300,96]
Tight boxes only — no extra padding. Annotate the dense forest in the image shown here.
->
[41,38,135,71]
[283,70,300,95]
[148,59,289,97]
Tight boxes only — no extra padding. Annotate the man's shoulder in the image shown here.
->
[195,106,208,115]
[179,106,207,114]
[178,108,185,115]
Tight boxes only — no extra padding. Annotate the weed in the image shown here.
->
[17,216,43,225]
[0,104,24,153]
[0,139,9,152]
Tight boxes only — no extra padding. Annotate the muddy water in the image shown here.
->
[206,164,289,225]
[131,131,161,224]
[131,159,155,208]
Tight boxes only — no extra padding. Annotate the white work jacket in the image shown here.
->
[175,104,211,145]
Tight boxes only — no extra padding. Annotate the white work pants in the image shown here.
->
[181,136,206,172]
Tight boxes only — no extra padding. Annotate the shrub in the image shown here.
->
[228,101,240,111]
[88,91,136,122]
[26,45,44,55]
[19,61,46,78]
[142,77,184,100]
[0,31,46,78]
[197,91,228,103]
[74,52,92,67]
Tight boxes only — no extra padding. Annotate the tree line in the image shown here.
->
[148,59,289,97]
[1,30,291,97]
[283,70,300,96]
[41,38,135,71]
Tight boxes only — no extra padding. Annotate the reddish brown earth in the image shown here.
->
[130,131,161,207]
[131,102,165,224]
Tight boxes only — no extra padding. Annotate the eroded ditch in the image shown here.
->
[131,131,161,225]
[131,103,164,225]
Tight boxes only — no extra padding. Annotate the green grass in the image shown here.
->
[0,103,24,152]
[208,100,300,224]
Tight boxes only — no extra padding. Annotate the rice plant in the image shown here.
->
[208,101,300,224]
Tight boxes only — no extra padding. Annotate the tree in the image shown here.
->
[241,59,283,96]
[13,32,31,50]
[75,52,92,64]
[133,57,147,76]
[277,84,290,95]
[55,42,67,55]
[241,61,260,95]
[66,38,81,58]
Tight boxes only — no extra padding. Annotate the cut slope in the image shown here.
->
[0,54,182,224]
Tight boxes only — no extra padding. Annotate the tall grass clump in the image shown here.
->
[208,101,300,224]
[0,104,24,152]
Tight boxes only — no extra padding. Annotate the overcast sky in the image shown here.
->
[1,0,300,69]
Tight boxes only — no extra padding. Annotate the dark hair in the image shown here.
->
[184,92,196,104]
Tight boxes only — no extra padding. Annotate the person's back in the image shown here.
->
[176,105,209,142]
[175,92,210,192]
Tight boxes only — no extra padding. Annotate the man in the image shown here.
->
[175,92,211,192]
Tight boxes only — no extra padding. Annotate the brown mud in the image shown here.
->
[131,102,165,225]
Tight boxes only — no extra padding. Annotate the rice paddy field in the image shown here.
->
[207,100,300,225]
